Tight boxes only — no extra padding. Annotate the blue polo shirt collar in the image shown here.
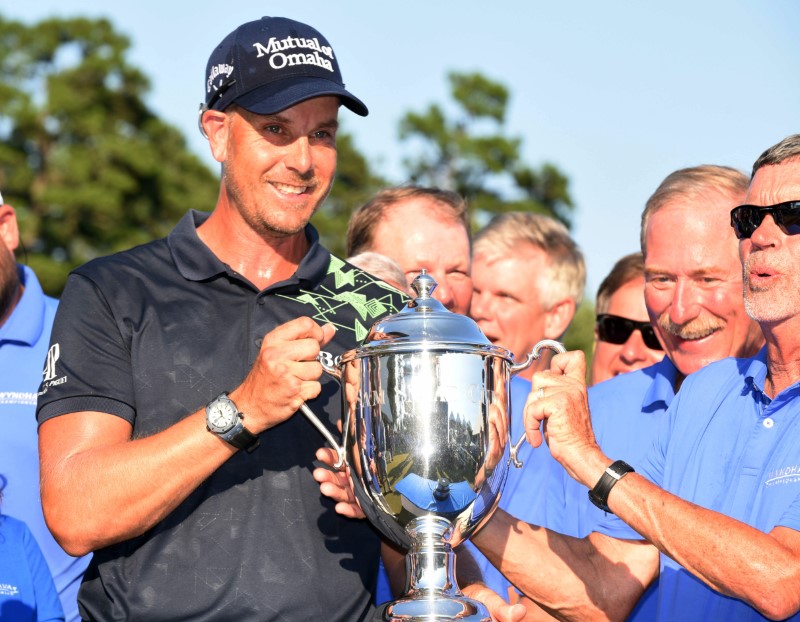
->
[742,346,776,401]
[168,210,329,292]
[0,265,45,347]
[642,355,680,410]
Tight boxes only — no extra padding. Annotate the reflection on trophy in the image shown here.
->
[302,271,564,621]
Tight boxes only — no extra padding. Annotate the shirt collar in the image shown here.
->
[168,210,330,292]
[642,356,680,411]
[743,347,770,395]
[0,265,46,347]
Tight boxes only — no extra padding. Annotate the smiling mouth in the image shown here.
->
[271,181,310,195]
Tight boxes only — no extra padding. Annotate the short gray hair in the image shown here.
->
[640,165,748,256]
[473,212,585,309]
[751,134,800,178]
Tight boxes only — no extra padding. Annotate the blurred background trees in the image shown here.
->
[0,14,593,359]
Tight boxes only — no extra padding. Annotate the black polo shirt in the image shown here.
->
[37,210,407,621]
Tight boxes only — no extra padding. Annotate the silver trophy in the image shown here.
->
[302,272,564,621]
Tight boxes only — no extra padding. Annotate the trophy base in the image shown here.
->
[375,594,490,621]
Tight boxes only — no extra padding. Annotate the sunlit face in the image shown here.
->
[368,199,472,315]
[470,246,552,369]
[218,97,340,239]
[590,276,664,385]
[644,194,763,376]
[739,158,800,327]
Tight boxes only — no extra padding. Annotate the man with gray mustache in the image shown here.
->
[543,164,764,621]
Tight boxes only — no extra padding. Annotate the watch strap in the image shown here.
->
[588,459,634,514]
[220,422,260,453]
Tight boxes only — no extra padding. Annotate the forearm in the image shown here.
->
[40,409,236,555]
[472,509,652,622]
[608,473,800,619]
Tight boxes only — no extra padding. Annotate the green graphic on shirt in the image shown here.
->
[278,255,407,340]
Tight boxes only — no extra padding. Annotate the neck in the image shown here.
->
[761,320,800,398]
[198,206,310,291]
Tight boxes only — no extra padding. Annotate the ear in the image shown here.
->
[202,109,231,163]
[543,298,576,340]
[0,204,20,254]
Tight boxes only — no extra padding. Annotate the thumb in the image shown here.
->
[319,322,337,347]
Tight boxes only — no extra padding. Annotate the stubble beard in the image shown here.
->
[0,250,21,323]
[223,166,333,240]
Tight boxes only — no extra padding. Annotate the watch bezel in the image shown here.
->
[206,393,239,434]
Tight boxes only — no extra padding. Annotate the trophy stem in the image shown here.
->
[377,516,490,622]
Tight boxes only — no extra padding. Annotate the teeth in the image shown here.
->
[272,182,307,195]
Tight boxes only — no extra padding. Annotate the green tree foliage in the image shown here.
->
[314,131,387,258]
[0,15,220,294]
[399,71,593,358]
[399,71,575,228]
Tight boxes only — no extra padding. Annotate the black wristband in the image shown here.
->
[225,425,260,453]
[588,460,634,514]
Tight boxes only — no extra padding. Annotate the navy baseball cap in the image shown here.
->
[203,16,368,116]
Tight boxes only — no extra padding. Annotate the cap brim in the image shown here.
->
[234,76,368,117]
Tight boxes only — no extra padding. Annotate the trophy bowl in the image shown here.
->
[303,272,564,621]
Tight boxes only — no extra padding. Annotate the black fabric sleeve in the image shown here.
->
[36,272,136,426]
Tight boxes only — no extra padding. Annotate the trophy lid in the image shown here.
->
[346,270,511,359]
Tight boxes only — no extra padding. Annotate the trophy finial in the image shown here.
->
[411,269,437,299]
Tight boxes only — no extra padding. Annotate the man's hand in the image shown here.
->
[461,583,527,622]
[232,317,335,433]
[314,446,366,519]
[524,350,604,485]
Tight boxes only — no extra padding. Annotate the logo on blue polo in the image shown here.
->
[765,465,800,487]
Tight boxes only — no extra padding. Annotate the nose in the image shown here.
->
[432,274,455,311]
[749,213,781,248]
[668,279,701,326]
[285,137,313,174]
[619,330,651,365]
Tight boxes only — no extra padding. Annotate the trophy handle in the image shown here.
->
[298,356,347,470]
[509,339,566,468]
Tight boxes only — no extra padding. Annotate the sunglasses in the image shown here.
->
[596,314,663,351]
[730,201,800,240]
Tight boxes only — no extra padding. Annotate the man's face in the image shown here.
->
[368,199,472,315]
[216,96,340,239]
[739,158,800,326]
[590,276,664,385]
[644,194,763,376]
[470,246,553,368]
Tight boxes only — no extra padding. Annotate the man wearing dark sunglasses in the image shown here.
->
[590,252,664,385]
[466,135,800,621]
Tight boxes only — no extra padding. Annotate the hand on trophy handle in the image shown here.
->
[524,350,599,484]
[313,446,366,520]
[509,339,566,467]
[459,582,527,622]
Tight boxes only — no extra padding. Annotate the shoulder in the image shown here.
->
[589,363,660,402]
[73,237,170,284]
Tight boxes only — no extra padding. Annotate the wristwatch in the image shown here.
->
[588,460,634,514]
[205,393,260,453]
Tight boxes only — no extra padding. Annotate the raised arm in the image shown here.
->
[39,317,335,556]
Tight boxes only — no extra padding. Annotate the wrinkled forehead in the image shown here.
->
[746,158,800,205]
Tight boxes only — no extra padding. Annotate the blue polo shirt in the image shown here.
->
[0,514,64,621]
[546,356,676,621]
[597,349,800,621]
[463,375,559,601]
[0,266,89,622]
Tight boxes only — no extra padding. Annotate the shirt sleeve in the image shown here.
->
[36,271,136,426]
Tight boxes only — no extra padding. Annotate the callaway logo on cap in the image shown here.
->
[203,16,368,117]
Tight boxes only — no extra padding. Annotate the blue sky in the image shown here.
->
[6,1,799,294]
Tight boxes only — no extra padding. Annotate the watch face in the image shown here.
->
[207,396,238,433]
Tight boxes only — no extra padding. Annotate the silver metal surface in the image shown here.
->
[301,271,564,620]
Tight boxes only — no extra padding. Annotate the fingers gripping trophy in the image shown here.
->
[303,272,564,621]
